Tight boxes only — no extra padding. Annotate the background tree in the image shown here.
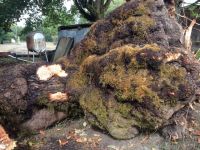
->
[73,0,113,21]
[16,0,124,42]
[0,0,30,31]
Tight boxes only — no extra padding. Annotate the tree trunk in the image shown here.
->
[0,63,81,134]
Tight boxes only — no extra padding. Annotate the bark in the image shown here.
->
[73,0,112,21]
[0,63,81,134]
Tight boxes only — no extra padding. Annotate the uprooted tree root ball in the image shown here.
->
[0,0,200,145]
[67,44,197,139]
[64,0,200,139]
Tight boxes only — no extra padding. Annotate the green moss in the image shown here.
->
[128,16,155,39]
[134,3,150,16]
[76,42,191,138]
[90,44,164,108]
[132,109,162,130]
[36,96,69,112]
[36,96,54,112]
[143,43,161,51]
[158,64,187,106]
[67,72,87,90]
[36,96,49,106]
[99,62,163,108]
[116,103,132,118]
[80,88,108,128]
[160,64,186,83]
[18,129,38,139]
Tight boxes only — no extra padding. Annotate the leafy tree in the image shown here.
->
[0,0,30,31]
[185,1,200,19]
[21,3,79,42]
[0,24,23,43]
[107,0,124,13]
[73,0,113,21]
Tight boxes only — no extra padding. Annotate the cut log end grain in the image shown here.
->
[48,92,69,102]
[36,64,68,81]
[0,125,16,150]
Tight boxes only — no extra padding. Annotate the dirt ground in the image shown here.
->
[0,42,56,54]
[17,117,200,150]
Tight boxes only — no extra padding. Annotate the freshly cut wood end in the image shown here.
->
[48,92,68,102]
[56,70,68,77]
[36,65,53,81]
[47,64,68,77]
[0,125,16,150]
[48,64,62,75]
[37,64,68,81]
[164,52,181,62]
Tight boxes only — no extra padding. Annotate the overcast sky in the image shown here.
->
[183,0,199,6]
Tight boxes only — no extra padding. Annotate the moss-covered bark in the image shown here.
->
[62,0,200,139]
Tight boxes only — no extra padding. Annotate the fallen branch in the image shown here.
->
[176,13,200,26]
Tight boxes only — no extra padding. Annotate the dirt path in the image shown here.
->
[17,117,200,150]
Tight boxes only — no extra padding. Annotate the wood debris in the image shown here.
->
[48,92,68,102]
[58,139,68,147]
[183,19,196,51]
[164,52,181,63]
[66,129,102,148]
[0,125,16,150]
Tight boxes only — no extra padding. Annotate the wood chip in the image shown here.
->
[39,130,45,136]
[58,139,68,146]
[48,92,68,102]
[0,125,16,150]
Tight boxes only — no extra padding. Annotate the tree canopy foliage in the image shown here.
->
[184,1,200,19]
[0,0,199,43]
[0,0,29,31]
[73,0,113,21]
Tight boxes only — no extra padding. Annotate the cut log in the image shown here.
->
[0,63,78,134]
[0,125,16,150]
